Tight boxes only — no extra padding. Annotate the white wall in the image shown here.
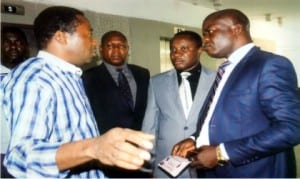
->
[5,0,300,84]
[250,18,300,83]
[20,0,213,27]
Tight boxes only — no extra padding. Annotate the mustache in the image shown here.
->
[202,43,213,50]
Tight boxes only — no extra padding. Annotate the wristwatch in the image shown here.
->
[216,145,228,166]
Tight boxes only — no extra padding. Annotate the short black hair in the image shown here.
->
[204,9,250,31]
[170,30,202,49]
[33,6,84,49]
[1,26,28,45]
[101,30,127,45]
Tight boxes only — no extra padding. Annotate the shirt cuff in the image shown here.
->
[190,136,195,141]
[219,143,230,160]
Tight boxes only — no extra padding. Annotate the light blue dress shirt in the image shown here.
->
[1,51,106,178]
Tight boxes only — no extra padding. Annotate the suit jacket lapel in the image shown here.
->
[188,67,216,122]
[217,47,259,109]
[166,70,187,119]
[100,63,119,88]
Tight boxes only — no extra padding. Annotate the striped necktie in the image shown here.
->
[195,60,231,134]
[208,60,231,105]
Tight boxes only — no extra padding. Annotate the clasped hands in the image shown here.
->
[171,138,218,169]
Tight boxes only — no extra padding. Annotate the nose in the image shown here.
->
[171,49,183,57]
[9,42,17,49]
[202,35,210,42]
[202,36,211,47]
[173,52,181,58]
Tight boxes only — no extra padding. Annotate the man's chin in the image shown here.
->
[85,57,94,64]
[174,67,185,72]
[8,57,20,63]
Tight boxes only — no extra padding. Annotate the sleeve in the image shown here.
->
[141,78,159,169]
[3,79,68,178]
[1,114,10,153]
[225,56,300,165]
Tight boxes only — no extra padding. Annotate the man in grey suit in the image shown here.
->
[142,30,215,178]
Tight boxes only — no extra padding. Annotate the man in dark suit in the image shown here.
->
[172,9,300,177]
[82,30,150,177]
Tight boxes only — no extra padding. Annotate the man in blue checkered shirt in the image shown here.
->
[1,6,154,178]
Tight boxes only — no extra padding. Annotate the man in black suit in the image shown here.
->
[82,30,150,178]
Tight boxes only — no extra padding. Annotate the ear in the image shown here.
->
[53,31,67,45]
[231,24,242,35]
[197,47,203,55]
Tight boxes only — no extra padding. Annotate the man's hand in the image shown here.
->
[56,128,154,171]
[92,128,155,170]
[171,138,196,158]
[188,145,218,169]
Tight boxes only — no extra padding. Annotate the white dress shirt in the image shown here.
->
[196,43,255,158]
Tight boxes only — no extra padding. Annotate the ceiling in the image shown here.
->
[6,0,299,28]
[180,0,300,22]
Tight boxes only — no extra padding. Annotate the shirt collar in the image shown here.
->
[103,61,129,73]
[227,43,255,65]
[176,63,201,84]
[176,63,201,75]
[188,63,201,75]
[37,50,82,76]
[1,64,11,73]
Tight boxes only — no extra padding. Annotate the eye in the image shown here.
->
[208,29,214,34]
[203,28,216,37]
[205,29,213,36]
[15,40,22,46]
[180,46,189,52]
[105,44,113,49]
[119,44,127,49]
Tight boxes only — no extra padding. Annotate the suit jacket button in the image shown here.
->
[184,126,188,130]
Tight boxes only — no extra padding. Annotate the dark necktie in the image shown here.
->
[195,60,231,136]
[117,69,134,109]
